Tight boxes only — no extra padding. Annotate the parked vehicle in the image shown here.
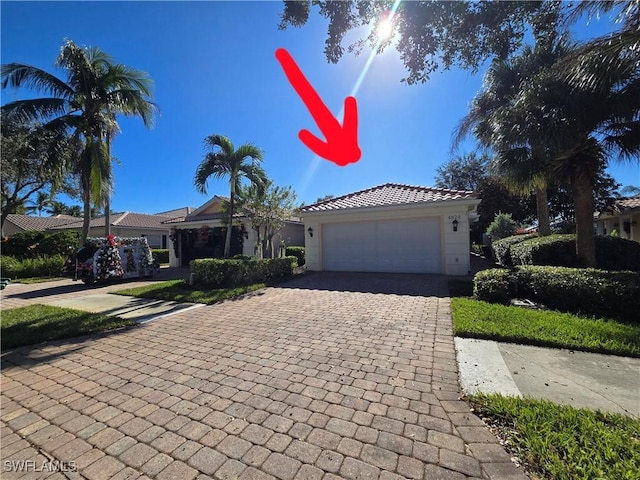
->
[72,235,159,284]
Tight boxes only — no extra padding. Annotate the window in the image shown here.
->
[144,235,162,248]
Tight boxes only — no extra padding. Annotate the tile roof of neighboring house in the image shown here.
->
[155,206,196,218]
[49,212,175,230]
[301,183,478,212]
[618,195,640,211]
[5,214,78,232]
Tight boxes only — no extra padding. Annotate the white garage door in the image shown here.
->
[322,217,441,273]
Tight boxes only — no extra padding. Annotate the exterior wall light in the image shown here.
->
[307,227,314,237]
[452,219,459,232]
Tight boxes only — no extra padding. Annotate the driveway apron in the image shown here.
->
[1,272,527,479]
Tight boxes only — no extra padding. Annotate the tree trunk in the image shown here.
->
[571,174,597,267]
[104,198,111,236]
[81,190,91,245]
[535,186,551,236]
[224,188,234,258]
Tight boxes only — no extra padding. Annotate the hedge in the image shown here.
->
[493,234,640,271]
[491,234,537,266]
[0,255,67,279]
[474,266,640,322]
[285,246,305,266]
[191,256,297,288]
[152,249,170,264]
[1,231,80,259]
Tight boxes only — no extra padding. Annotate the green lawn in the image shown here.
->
[469,393,640,480]
[14,276,67,284]
[1,305,135,349]
[452,297,640,357]
[113,279,266,305]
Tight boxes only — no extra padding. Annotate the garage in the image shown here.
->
[322,217,442,273]
[302,183,480,276]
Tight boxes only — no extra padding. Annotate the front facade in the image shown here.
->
[594,195,640,242]
[301,184,480,276]
[165,196,304,267]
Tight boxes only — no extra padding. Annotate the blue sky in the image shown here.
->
[2,1,638,214]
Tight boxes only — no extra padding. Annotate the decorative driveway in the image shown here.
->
[1,272,527,479]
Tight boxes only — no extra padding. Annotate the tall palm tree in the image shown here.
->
[194,135,267,258]
[1,40,157,243]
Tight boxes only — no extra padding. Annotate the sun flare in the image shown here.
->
[376,19,394,41]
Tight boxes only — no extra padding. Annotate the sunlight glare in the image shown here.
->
[376,19,394,42]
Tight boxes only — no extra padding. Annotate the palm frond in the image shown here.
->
[204,134,235,157]
[1,98,70,124]
[1,63,74,99]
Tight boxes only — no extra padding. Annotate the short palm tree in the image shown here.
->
[1,40,157,242]
[194,135,267,258]
[27,190,52,217]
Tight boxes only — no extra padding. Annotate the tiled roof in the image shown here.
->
[49,212,174,230]
[5,214,78,232]
[618,195,640,211]
[302,183,478,212]
[155,206,196,218]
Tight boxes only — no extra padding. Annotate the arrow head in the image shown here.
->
[298,96,361,167]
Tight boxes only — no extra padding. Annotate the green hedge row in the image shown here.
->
[285,246,305,267]
[151,249,170,264]
[0,255,67,279]
[1,231,80,259]
[474,266,640,322]
[191,256,298,288]
[492,234,640,271]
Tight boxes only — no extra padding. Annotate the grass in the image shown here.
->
[14,276,67,284]
[113,279,266,305]
[451,297,640,357]
[1,305,135,349]
[469,393,640,480]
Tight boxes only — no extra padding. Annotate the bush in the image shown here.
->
[38,231,80,257]
[191,256,297,288]
[491,234,537,266]
[152,249,170,264]
[473,268,514,304]
[285,246,305,266]
[474,266,640,322]
[496,234,640,271]
[510,234,576,267]
[0,255,67,279]
[486,212,517,241]
[1,231,48,258]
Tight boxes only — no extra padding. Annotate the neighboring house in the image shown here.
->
[48,212,181,248]
[165,195,304,267]
[594,195,640,242]
[301,183,481,276]
[2,214,79,237]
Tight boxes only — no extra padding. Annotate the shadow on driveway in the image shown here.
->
[275,271,449,297]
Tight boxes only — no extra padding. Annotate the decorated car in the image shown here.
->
[73,235,159,284]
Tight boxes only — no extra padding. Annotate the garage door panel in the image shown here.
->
[322,218,441,273]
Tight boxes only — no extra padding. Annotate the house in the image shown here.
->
[47,211,183,248]
[2,214,78,237]
[594,195,640,241]
[300,183,481,276]
[164,196,304,267]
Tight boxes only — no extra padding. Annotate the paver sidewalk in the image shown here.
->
[1,273,527,479]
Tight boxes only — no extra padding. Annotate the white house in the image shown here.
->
[594,195,640,242]
[301,183,480,276]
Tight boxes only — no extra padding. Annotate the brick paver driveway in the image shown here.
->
[1,272,526,479]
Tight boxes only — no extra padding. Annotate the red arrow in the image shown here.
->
[276,48,361,167]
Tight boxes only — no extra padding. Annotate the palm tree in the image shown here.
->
[1,40,157,243]
[194,135,267,258]
[27,190,52,217]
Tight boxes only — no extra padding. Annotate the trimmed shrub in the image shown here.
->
[285,246,305,266]
[38,231,80,257]
[473,268,514,304]
[0,255,67,279]
[594,236,640,271]
[510,234,576,267]
[152,249,170,264]
[486,213,517,241]
[492,234,538,266]
[191,256,297,288]
[474,266,640,322]
[1,231,48,258]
